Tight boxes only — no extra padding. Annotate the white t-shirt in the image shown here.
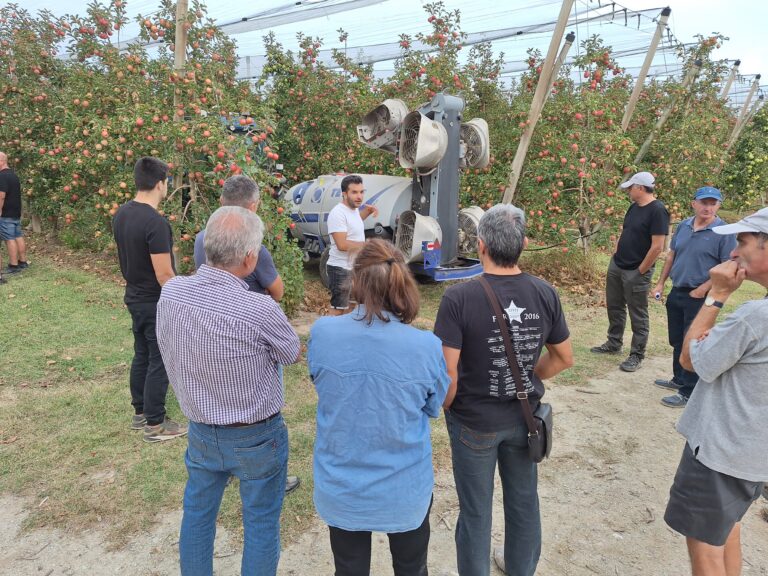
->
[327,202,365,270]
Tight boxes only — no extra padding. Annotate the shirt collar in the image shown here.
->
[683,216,724,231]
[350,304,403,324]
[196,264,250,290]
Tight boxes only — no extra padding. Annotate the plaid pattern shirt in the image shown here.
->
[157,265,300,425]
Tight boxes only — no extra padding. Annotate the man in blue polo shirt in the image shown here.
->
[651,187,736,407]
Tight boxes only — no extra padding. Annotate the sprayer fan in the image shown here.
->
[457,206,485,255]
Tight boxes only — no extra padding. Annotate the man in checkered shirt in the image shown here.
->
[157,206,300,576]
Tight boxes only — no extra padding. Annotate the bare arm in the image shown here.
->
[150,253,176,286]
[653,249,675,295]
[680,260,745,371]
[534,338,574,381]
[331,231,366,253]
[638,235,665,275]
[265,275,285,302]
[442,345,461,409]
[0,191,5,214]
[689,279,712,299]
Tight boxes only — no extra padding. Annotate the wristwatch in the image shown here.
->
[704,295,724,309]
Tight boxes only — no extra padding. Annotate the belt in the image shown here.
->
[218,412,280,428]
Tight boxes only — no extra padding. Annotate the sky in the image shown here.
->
[12,0,767,105]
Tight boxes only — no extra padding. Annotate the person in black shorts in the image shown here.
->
[664,208,768,575]
[591,171,669,372]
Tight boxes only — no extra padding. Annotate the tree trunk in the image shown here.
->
[31,213,43,233]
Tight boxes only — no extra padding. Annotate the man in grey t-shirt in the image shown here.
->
[664,207,768,576]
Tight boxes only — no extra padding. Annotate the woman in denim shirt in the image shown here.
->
[308,239,450,576]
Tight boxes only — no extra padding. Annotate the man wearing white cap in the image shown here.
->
[664,207,768,576]
[591,171,669,372]
[651,187,736,408]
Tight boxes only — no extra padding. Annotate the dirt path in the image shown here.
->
[2,355,767,576]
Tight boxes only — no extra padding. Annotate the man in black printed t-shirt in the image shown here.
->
[434,204,574,576]
[591,171,669,372]
[112,157,186,443]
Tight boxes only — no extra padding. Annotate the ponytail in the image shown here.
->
[350,239,420,324]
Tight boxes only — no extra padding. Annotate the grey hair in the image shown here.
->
[478,204,527,267]
[221,175,260,208]
[204,206,264,268]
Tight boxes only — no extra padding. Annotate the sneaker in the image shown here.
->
[654,378,682,391]
[0,275,5,285]
[3,265,21,275]
[661,394,688,408]
[619,353,643,372]
[493,546,505,573]
[285,475,301,494]
[17,261,29,269]
[131,413,147,430]
[143,418,188,443]
[590,342,622,354]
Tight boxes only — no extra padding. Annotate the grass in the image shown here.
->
[1,246,764,548]
[0,258,317,546]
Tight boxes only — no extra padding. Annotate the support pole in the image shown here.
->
[719,59,740,100]
[726,74,761,150]
[622,7,671,132]
[545,31,576,96]
[173,0,189,78]
[502,0,575,204]
[173,0,190,199]
[633,59,701,166]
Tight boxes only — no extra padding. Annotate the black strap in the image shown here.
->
[478,276,539,437]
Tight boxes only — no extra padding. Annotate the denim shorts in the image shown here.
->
[326,264,351,310]
[664,443,764,546]
[0,217,22,241]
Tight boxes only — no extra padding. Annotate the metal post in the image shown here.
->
[719,59,740,100]
[546,32,575,96]
[502,0,575,204]
[411,94,465,265]
[622,7,671,132]
[633,59,701,166]
[726,74,761,150]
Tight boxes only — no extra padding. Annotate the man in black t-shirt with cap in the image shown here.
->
[591,171,669,372]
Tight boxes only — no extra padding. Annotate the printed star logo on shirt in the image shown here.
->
[505,299,526,323]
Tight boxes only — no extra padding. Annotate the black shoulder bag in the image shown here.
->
[478,276,553,463]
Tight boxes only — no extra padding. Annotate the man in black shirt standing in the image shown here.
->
[0,152,28,283]
[113,157,187,443]
[434,204,574,576]
[591,171,669,372]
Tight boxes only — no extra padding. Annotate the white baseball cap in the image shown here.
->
[619,171,655,189]
[713,207,768,236]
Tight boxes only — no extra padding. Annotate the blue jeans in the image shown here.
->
[445,410,540,576]
[179,416,289,576]
[665,287,705,398]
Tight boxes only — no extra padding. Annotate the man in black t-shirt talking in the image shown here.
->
[591,171,669,372]
[434,204,574,576]
[113,157,187,443]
